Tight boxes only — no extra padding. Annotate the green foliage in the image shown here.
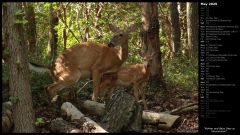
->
[15,9,25,15]
[15,19,28,25]
[160,45,166,53]
[35,117,45,126]
[29,71,53,92]
[15,9,29,25]
[163,56,198,92]
[33,2,142,62]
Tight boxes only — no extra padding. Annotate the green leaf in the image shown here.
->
[15,19,28,25]
[43,3,50,9]
[15,9,24,15]
[35,117,45,126]
[160,46,166,52]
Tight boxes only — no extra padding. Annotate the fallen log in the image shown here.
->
[142,111,181,130]
[49,117,103,133]
[79,100,105,116]
[49,118,80,133]
[78,100,180,130]
[61,102,108,133]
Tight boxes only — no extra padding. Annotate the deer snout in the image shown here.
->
[108,42,114,47]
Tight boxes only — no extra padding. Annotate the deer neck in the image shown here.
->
[120,40,128,63]
[144,63,151,76]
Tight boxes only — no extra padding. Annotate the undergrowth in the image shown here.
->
[163,56,198,93]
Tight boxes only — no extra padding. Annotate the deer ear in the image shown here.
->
[109,24,120,33]
[126,23,139,33]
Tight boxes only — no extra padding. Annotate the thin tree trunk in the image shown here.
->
[62,3,68,50]
[23,2,37,56]
[169,2,181,57]
[94,2,103,39]
[63,10,67,50]
[179,3,187,57]
[3,3,35,132]
[48,3,58,60]
[187,2,198,59]
[76,5,83,40]
[57,5,79,43]
[84,3,91,42]
[164,15,174,59]
[140,2,166,90]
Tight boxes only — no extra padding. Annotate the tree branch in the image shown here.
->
[56,9,80,43]
[169,102,198,115]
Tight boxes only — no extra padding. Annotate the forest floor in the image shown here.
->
[33,86,198,133]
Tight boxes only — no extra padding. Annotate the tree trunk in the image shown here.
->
[101,90,143,133]
[62,3,67,50]
[169,2,181,57]
[140,2,165,90]
[23,2,37,56]
[3,3,35,132]
[48,3,58,60]
[179,3,187,57]
[163,15,174,59]
[187,2,198,59]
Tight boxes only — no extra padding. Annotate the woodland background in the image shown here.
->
[2,2,198,133]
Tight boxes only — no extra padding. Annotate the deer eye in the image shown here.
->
[119,34,123,37]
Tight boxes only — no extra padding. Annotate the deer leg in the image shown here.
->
[139,83,148,110]
[100,76,116,99]
[92,70,101,101]
[96,77,115,101]
[46,71,81,101]
[62,89,76,102]
[133,83,140,101]
[133,83,148,110]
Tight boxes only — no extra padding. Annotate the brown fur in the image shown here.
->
[46,42,126,101]
[99,53,156,110]
[30,24,139,102]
